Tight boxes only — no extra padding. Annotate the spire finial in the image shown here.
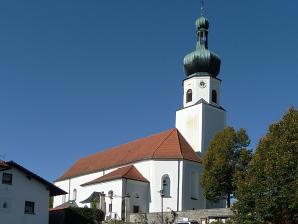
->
[200,0,205,17]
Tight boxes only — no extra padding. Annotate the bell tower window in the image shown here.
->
[186,89,192,103]
[212,90,217,104]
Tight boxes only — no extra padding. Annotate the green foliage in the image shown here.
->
[49,196,54,208]
[201,127,251,207]
[233,107,298,224]
[66,207,105,224]
[210,221,224,224]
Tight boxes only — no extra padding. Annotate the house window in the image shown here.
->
[212,90,217,104]
[190,171,199,200]
[161,175,171,198]
[2,173,12,185]
[186,89,192,103]
[109,203,112,212]
[133,205,140,213]
[2,202,7,209]
[73,189,77,201]
[24,201,35,214]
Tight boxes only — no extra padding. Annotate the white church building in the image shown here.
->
[53,9,226,221]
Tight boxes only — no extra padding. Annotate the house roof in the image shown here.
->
[81,165,149,187]
[57,128,202,181]
[0,160,10,171]
[50,200,78,211]
[80,192,105,203]
[5,161,66,197]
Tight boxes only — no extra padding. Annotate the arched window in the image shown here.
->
[161,175,171,198]
[73,189,77,201]
[108,190,114,199]
[212,90,217,104]
[186,89,192,103]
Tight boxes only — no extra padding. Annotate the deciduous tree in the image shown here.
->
[201,127,251,207]
[233,108,298,224]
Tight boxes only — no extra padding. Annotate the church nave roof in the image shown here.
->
[57,128,202,181]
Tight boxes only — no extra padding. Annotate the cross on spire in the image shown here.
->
[200,0,205,16]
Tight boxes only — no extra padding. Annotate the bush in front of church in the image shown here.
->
[50,207,105,224]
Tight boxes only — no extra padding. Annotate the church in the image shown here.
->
[53,6,226,221]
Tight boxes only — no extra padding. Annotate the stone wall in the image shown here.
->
[129,208,232,223]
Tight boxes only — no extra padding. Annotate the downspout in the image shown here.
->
[68,179,71,201]
[177,159,181,211]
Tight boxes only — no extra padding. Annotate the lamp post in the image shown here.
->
[108,191,114,219]
[159,189,165,224]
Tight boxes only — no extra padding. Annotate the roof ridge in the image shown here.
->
[123,165,134,177]
[80,128,176,161]
[152,128,176,158]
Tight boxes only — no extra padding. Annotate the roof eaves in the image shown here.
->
[6,161,67,196]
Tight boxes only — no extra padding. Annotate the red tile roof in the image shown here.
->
[81,165,149,186]
[57,128,202,181]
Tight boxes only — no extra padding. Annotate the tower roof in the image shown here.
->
[183,2,221,78]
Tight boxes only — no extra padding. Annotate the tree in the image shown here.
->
[233,108,298,224]
[201,127,251,207]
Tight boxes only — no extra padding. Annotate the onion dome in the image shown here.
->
[183,16,221,77]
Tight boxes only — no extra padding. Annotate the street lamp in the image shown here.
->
[159,189,165,224]
[108,190,114,219]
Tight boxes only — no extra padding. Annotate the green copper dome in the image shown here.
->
[196,16,209,29]
[183,16,221,77]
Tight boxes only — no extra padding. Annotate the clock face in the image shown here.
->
[200,81,207,88]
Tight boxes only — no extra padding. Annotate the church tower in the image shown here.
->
[176,5,226,155]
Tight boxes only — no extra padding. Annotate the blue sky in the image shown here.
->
[0,0,297,181]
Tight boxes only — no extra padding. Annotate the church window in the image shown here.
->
[190,171,199,200]
[186,89,192,103]
[108,190,114,199]
[161,175,171,198]
[212,90,217,104]
[73,189,77,201]
[133,205,140,213]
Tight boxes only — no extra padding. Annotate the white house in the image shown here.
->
[53,10,226,221]
[0,161,66,224]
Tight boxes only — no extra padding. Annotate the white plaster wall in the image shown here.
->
[53,168,119,208]
[176,103,203,153]
[0,168,50,224]
[202,104,226,154]
[181,160,205,210]
[54,159,182,215]
[183,77,221,107]
[148,160,180,213]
